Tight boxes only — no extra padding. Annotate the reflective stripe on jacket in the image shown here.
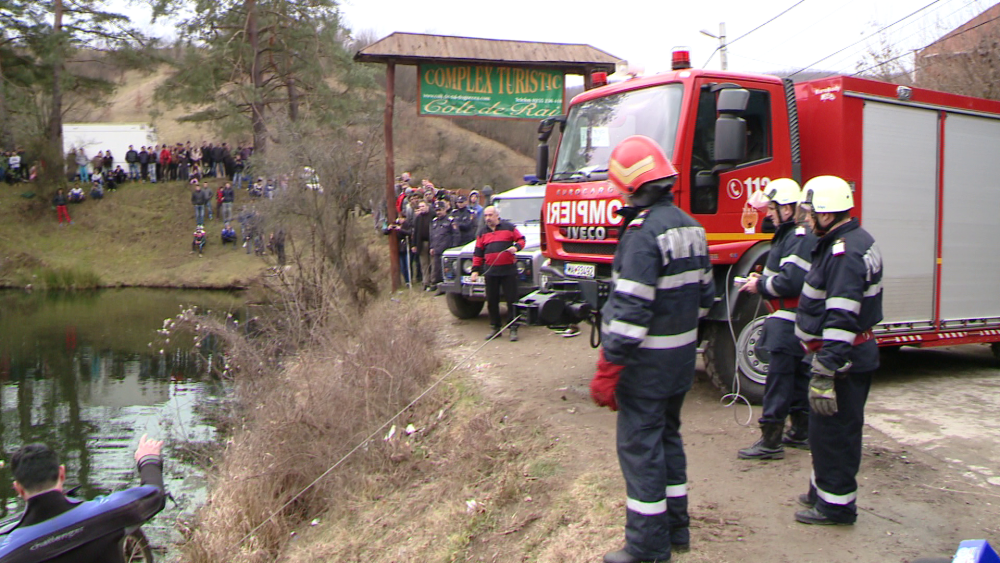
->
[601,195,715,399]
[795,218,883,374]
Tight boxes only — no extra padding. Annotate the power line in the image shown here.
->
[702,0,808,68]
[730,0,808,46]
[789,0,947,76]
[852,10,1000,77]
[819,0,979,76]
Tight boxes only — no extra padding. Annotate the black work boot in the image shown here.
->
[783,411,810,449]
[603,548,664,563]
[509,326,518,342]
[797,493,815,508]
[737,422,785,460]
[795,506,854,525]
[485,327,502,340]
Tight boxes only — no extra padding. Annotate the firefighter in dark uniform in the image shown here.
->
[737,178,817,459]
[793,175,883,525]
[590,135,715,563]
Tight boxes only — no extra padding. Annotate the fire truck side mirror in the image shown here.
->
[536,116,566,182]
[714,88,749,165]
[537,144,550,182]
[717,88,750,113]
[714,115,747,165]
[537,116,565,142]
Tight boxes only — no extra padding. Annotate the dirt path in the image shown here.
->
[437,304,1000,563]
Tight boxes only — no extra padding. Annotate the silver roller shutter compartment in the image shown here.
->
[861,102,937,326]
[940,114,1000,323]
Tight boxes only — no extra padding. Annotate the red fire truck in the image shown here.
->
[519,50,1000,402]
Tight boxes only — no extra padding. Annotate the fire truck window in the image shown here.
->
[743,91,772,163]
[690,87,772,215]
[690,89,719,214]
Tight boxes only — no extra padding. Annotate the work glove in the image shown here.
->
[591,349,624,411]
[808,356,839,416]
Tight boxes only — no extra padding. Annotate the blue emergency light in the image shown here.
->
[953,540,1000,563]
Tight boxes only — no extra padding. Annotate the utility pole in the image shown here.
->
[700,22,728,70]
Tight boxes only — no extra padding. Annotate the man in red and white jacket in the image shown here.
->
[470,205,525,341]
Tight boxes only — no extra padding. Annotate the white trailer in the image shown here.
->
[63,123,158,170]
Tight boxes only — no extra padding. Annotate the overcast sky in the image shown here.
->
[338,0,990,78]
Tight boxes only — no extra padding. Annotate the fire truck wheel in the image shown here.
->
[992,342,1000,360]
[702,296,769,404]
[446,293,485,319]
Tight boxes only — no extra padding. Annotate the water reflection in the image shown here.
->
[0,288,243,553]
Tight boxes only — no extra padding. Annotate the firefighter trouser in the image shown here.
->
[804,370,873,523]
[616,391,689,561]
[484,273,518,329]
[759,351,810,425]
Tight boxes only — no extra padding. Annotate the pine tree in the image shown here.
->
[151,0,371,154]
[0,0,147,184]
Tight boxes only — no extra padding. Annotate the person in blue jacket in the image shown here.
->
[3,435,165,562]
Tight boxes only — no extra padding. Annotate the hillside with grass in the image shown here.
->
[70,68,536,191]
[0,181,267,288]
[0,66,537,288]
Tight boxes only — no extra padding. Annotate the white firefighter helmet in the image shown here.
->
[802,175,854,213]
[762,178,801,206]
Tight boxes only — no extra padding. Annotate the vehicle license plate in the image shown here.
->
[461,275,485,285]
[564,263,596,279]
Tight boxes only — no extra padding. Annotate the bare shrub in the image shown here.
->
[173,295,441,563]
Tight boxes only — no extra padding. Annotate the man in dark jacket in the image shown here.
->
[125,145,139,181]
[221,182,235,223]
[737,179,818,460]
[591,136,715,563]
[5,436,165,563]
[469,205,525,341]
[449,195,477,245]
[384,215,414,286]
[793,175,883,526]
[211,143,225,178]
[412,201,432,287]
[429,200,459,292]
[138,147,149,181]
[203,143,215,177]
[191,183,210,225]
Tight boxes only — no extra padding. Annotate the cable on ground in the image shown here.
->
[232,313,523,550]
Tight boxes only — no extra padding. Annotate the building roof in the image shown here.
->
[354,32,620,73]
[924,2,1000,51]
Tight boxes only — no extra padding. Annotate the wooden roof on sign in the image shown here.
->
[354,32,620,72]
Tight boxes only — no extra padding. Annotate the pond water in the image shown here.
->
[0,288,244,559]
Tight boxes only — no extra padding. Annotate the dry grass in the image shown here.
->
[173,295,444,562]
[276,379,550,563]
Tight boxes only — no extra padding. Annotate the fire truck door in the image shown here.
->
[687,79,787,238]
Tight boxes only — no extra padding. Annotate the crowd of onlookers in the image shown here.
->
[51,139,287,264]
[383,172,491,292]
[68,141,255,186]
[1,148,34,184]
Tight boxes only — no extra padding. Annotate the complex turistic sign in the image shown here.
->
[419,63,564,119]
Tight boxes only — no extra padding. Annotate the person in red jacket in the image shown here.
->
[469,205,525,341]
[159,145,172,181]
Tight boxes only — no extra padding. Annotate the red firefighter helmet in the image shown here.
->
[608,135,679,196]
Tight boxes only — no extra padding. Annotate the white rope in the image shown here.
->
[718,263,755,426]
[233,313,522,550]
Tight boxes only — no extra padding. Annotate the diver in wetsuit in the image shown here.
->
[1,435,166,563]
